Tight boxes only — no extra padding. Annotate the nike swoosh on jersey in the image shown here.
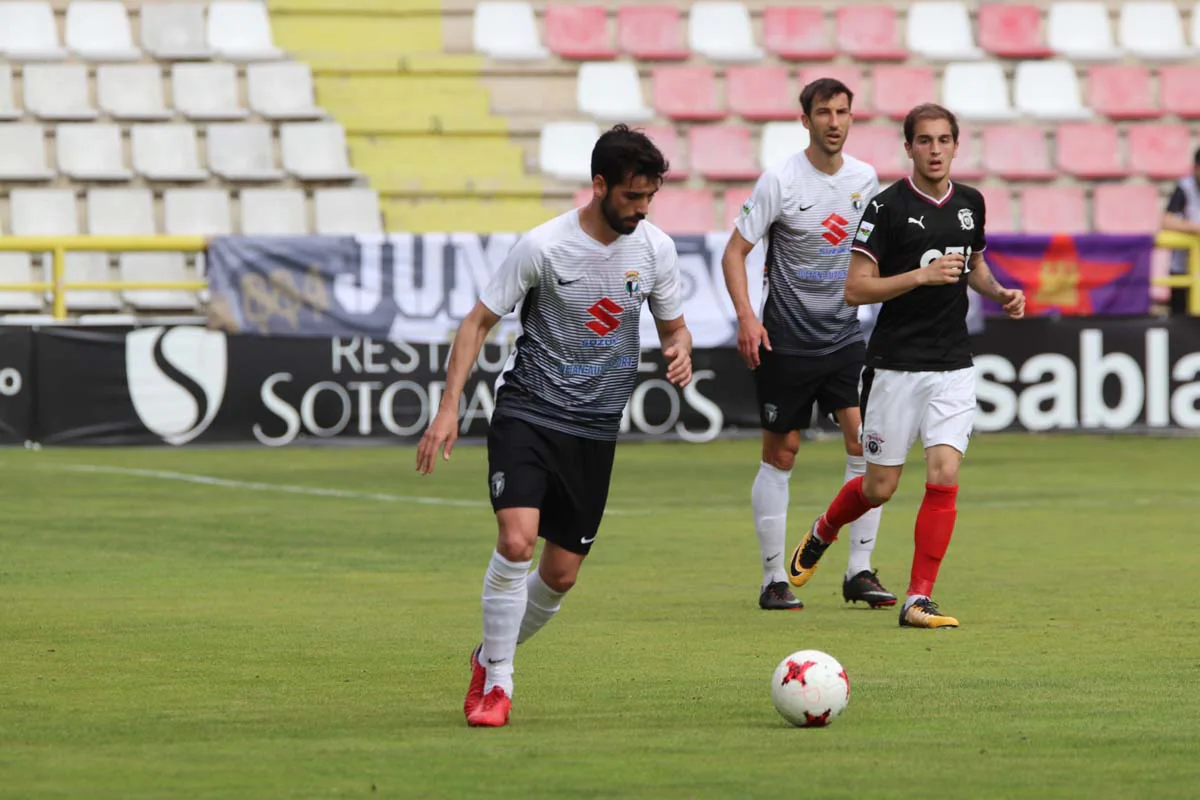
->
[557,277,583,285]
[798,204,815,211]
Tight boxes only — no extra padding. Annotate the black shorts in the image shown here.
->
[754,343,866,433]
[485,414,616,555]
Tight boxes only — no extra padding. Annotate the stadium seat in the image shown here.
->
[240,188,309,235]
[872,66,935,121]
[12,187,118,311]
[56,123,131,181]
[835,6,907,61]
[1128,124,1193,179]
[281,122,358,181]
[544,4,614,60]
[0,65,19,120]
[0,255,43,312]
[688,126,759,181]
[208,1,284,60]
[1019,186,1087,234]
[164,189,234,235]
[0,2,66,60]
[950,129,984,182]
[906,2,983,61]
[1086,66,1158,119]
[977,4,1053,58]
[97,65,172,121]
[726,66,794,121]
[1014,61,1092,119]
[762,6,836,61]
[23,65,97,121]
[1093,184,1162,233]
[649,187,715,234]
[172,64,249,121]
[652,66,724,121]
[1160,66,1200,118]
[760,121,809,170]
[942,62,1015,121]
[314,188,384,235]
[539,121,599,182]
[140,2,211,60]
[572,187,593,208]
[798,65,870,119]
[617,5,689,60]
[65,1,140,61]
[576,62,653,122]
[207,123,284,182]
[247,63,325,121]
[978,185,1015,233]
[131,124,208,182]
[88,188,193,311]
[982,125,1055,180]
[1047,2,1120,60]
[1055,124,1127,179]
[688,2,763,62]
[0,124,54,181]
[472,1,548,60]
[847,125,906,180]
[1118,2,1193,60]
[640,125,687,180]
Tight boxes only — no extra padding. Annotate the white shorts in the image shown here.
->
[860,367,976,466]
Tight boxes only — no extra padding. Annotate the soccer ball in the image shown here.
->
[770,649,850,728]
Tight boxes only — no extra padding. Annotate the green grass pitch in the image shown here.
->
[2,434,1199,799]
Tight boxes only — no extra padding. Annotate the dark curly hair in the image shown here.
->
[590,124,670,190]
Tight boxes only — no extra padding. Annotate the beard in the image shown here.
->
[602,192,643,235]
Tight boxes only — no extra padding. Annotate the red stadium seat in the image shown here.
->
[726,66,794,121]
[544,4,614,60]
[650,187,715,234]
[762,6,836,61]
[1019,186,1087,234]
[617,5,689,61]
[951,129,984,182]
[1128,124,1192,180]
[1159,66,1200,119]
[978,185,1015,233]
[573,187,593,207]
[982,125,1054,180]
[977,4,1053,58]
[798,65,870,119]
[847,124,906,180]
[835,6,907,61]
[652,65,724,121]
[1092,184,1162,234]
[689,125,759,181]
[640,125,688,181]
[721,186,753,228]
[871,66,934,121]
[1055,124,1127,179]
[1087,66,1159,120]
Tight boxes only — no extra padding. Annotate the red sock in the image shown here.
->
[909,483,959,597]
[816,476,879,542]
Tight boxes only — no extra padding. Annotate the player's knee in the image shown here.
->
[766,447,797,471]
[541,568,577,594]
[844,440,864,458]
[862,473,899,505]
[495,522,538,563]
[927,462,960,486]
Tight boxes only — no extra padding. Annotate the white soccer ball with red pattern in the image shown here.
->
[770,649,850,727]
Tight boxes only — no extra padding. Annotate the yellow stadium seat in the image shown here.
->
[383,198,570,234]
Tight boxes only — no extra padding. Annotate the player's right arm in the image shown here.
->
[845,199,962,306]
[722,171,783,369]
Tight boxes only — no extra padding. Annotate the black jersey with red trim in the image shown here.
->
[850,177,987,372]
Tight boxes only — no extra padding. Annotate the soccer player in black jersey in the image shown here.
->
[786,103,1026,629]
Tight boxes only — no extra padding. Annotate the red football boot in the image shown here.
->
[463,644,486,720]
[466,686,512,728]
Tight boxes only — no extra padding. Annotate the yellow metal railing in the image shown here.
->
[0,236,207,320]
[1153,230,1200,316]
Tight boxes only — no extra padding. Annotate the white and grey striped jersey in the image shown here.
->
[480,209,683,441]
[735,152,879,356]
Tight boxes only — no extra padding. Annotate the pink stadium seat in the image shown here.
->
[618,5,689,60]
[982,125,1054,180]
[872,66,935,121]
[977,4,1053,58]
[1128,124,1192,180]
[1019,186,1087,234]
[798,65,871,119]
[1055,124,1127,180]
[951,129,984,182]
[1087,66,1158,120]
[762,6,836,61]
[1159,66,1200,119]
[847,125,906,180]
[721,186,753,227]
[650,187,715,234]
[689,125,759,181]
[545,4,614,60]
[978,185,1015,233]
[640,125,688,180]
[835,6,907,61]
[1092,184,1162,234]
[726,66,794,121]
[652,65,724,121]
[573,188,593,207]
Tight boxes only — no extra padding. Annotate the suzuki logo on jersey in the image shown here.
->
[920,247,975,275]
[585,297,624,336]
[819,213,852,256]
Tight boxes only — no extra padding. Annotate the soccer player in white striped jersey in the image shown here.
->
[416,125,693,728]
[721,78,896,612]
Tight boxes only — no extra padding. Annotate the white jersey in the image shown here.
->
[735,152,879,356]
[480,209,683,440]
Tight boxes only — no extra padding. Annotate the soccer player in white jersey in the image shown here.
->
[415,125,693,728]
[721,78,895,612]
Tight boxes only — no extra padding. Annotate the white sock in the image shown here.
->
[517,568,566,645]
[480,549,531,697]
[752,461,791,587]
[904,594,929,611]
[845,454,882,579]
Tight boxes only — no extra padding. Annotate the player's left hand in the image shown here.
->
[999,287,1026,319]
[663,344,692,388]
